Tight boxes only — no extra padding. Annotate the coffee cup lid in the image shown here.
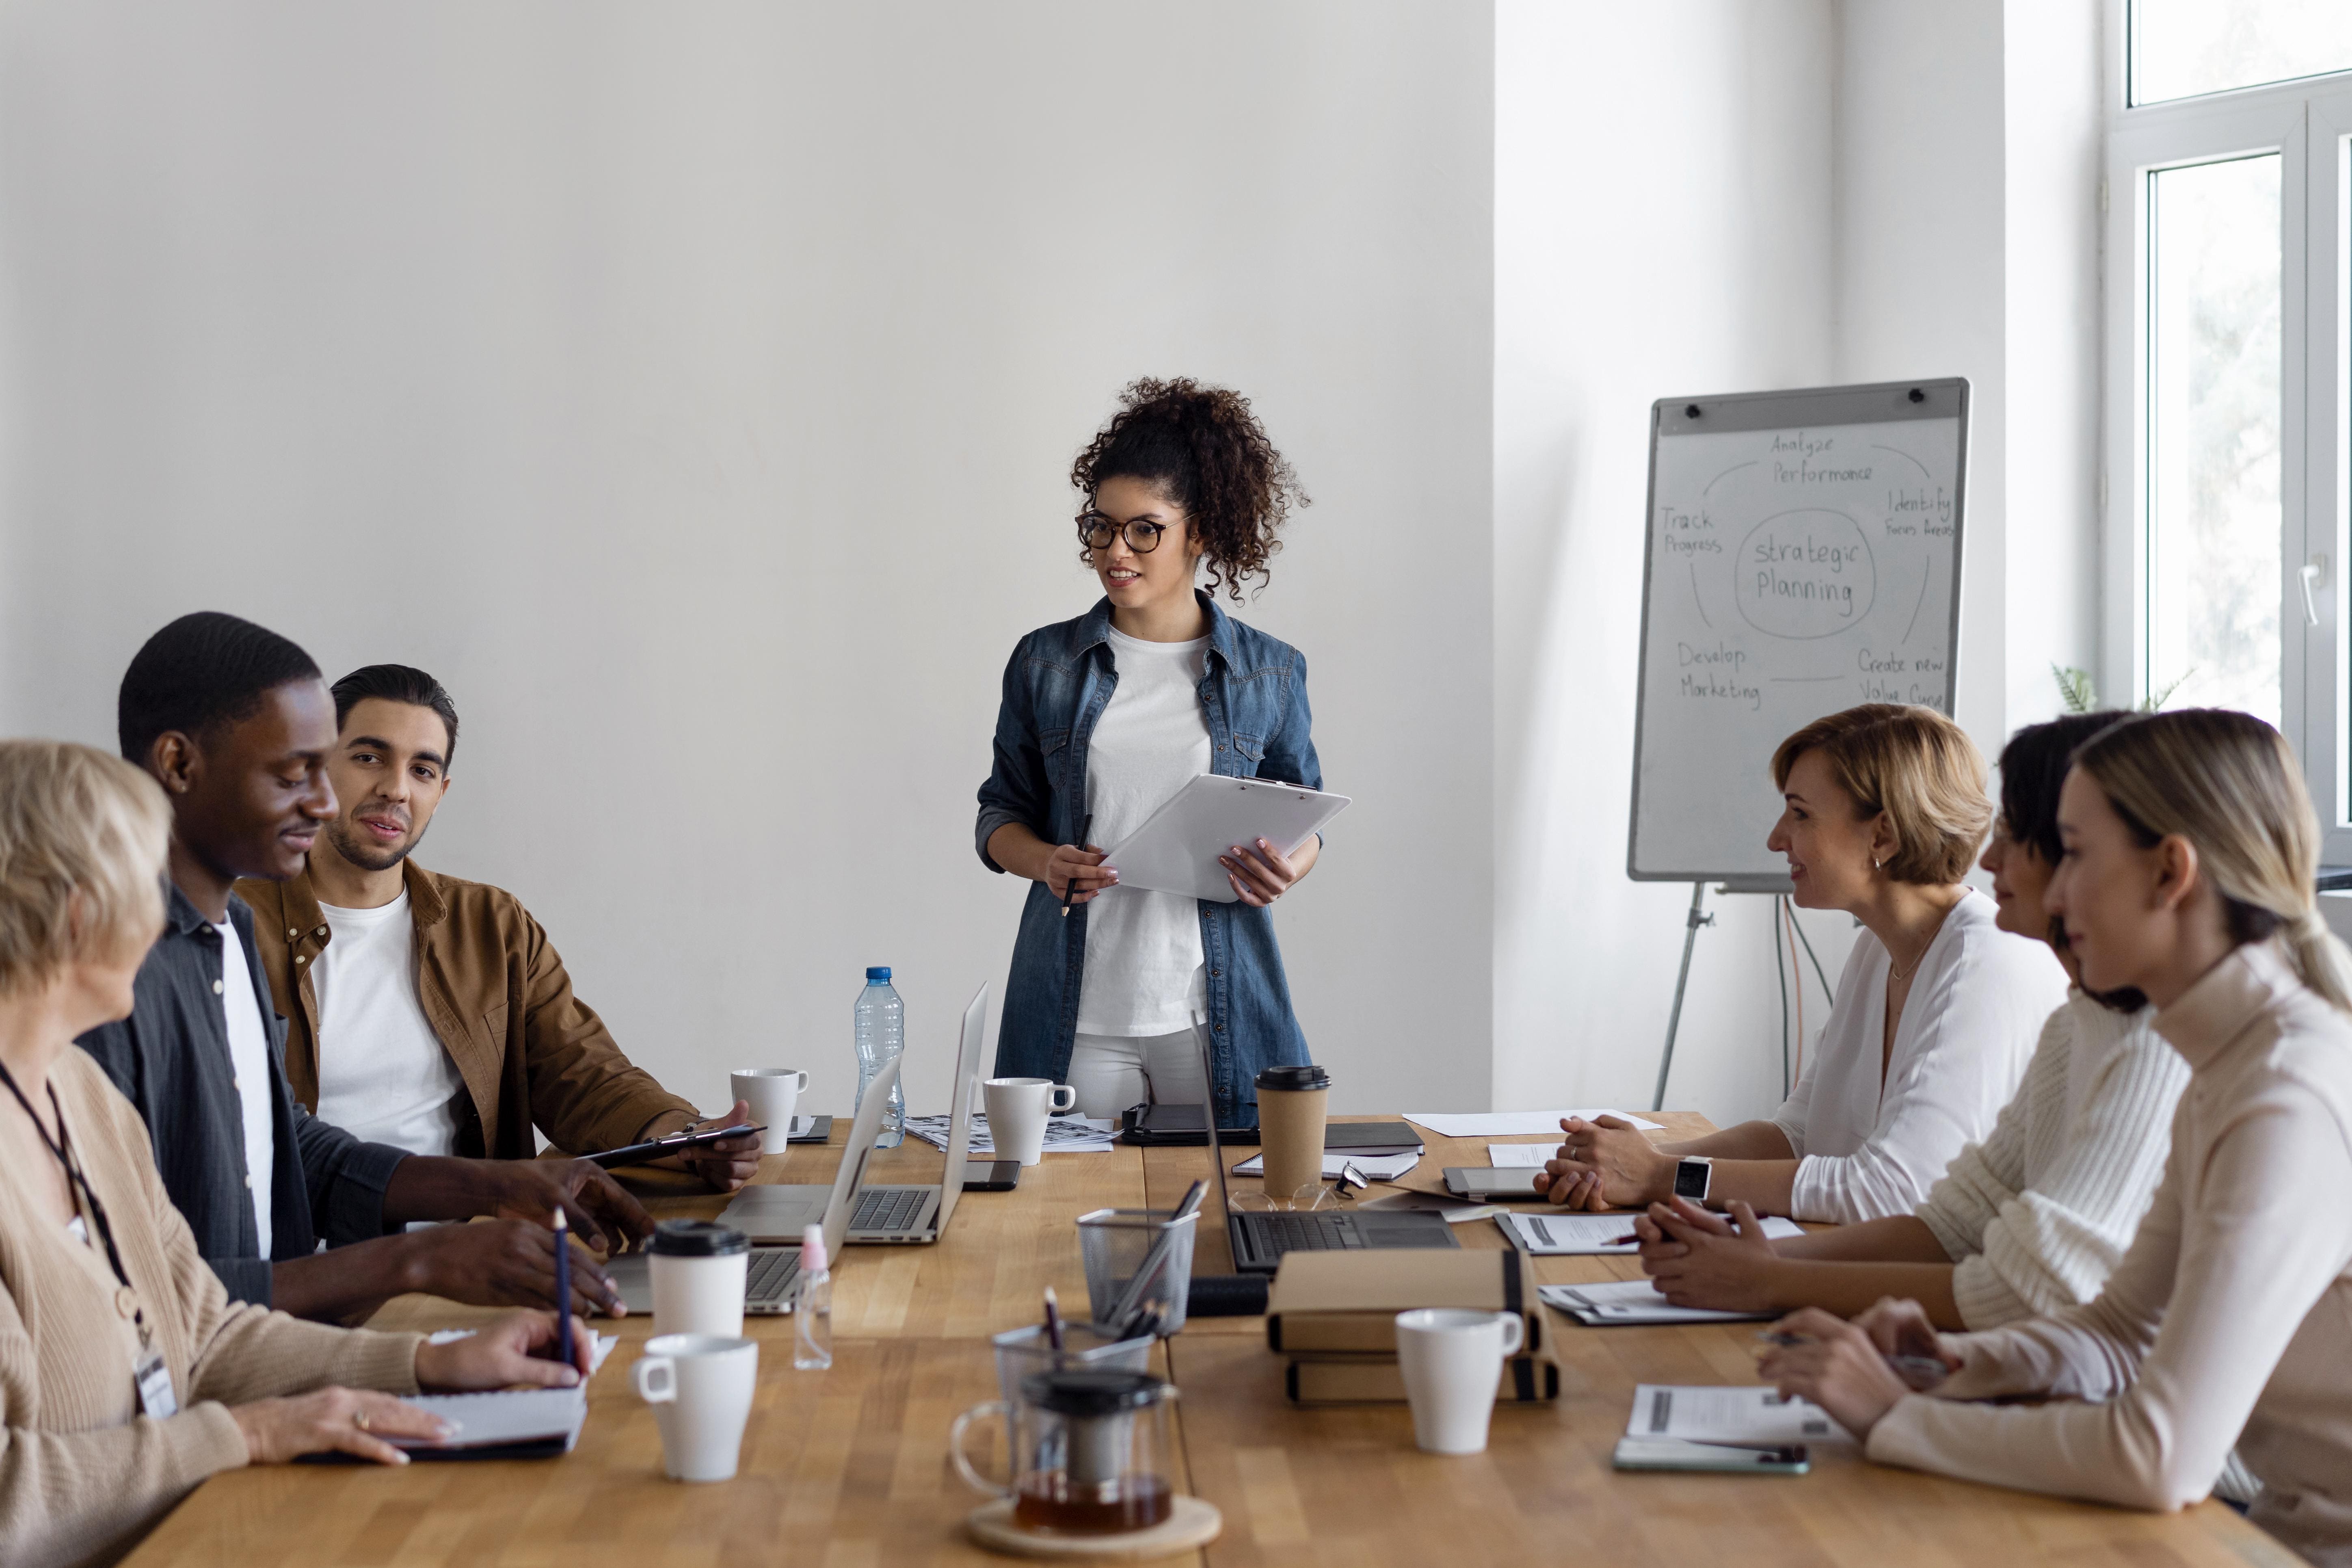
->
[649,1219,750,1257]
[1255,1064,1331,1092]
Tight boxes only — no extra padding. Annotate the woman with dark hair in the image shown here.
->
[1628,712,2192,1330]
[974,379,1319,1126]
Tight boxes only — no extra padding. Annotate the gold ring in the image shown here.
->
[353,1410,370,1432]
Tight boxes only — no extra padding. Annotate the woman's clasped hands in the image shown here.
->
[1753,1299,1964,1439]
[1534,1114,1670,1208]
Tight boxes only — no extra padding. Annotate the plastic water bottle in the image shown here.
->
[792,1222,832,1370]
[853,965,906,1148]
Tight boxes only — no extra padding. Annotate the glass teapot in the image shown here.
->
[950,1369,1181,1535]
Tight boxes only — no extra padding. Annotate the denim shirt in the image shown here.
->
[975,591,1322,1128]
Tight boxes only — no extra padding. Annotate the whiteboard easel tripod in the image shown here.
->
[1628,378,1969,1110]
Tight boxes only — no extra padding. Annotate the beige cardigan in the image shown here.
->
[1869,942,2352,1566]
[1,1048,424,1568]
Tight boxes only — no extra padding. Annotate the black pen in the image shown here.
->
[1059,814,1094,918]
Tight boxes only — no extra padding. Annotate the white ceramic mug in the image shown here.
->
[1394,1308,1526,1455]
[632,1333,759,1482]
[983,1077,1078,1166]
[731,1068,809,1138]
[648,1220,750,1339]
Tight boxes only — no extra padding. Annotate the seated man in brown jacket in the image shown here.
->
[237,664,760,1189]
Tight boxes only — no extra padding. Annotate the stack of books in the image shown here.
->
[1264,1250,1559,1406]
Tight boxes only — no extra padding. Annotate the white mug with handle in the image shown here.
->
[632,1333,759,1481]
[982,1077,1078,1166]
[730,1068,810,1138]
[1394,1308,1526,1455]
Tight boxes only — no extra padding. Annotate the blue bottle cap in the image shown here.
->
[865,966,892,982]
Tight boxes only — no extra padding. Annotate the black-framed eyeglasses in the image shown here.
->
[1079,512,1167,554]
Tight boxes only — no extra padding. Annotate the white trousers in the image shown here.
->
[1064,1025,1213,1119]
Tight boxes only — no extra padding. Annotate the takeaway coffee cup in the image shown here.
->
[1394,1309,1525,1455]
[632,1333,759,1482]
[731,1068,809,1138]
[984,1077,1078,1166]
[1254,1064,1331,1202]
[649,1220,749,1339]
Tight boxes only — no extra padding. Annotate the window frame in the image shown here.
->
[2103,0,2352,860]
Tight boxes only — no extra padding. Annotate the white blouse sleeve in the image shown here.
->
[1786,923,2060,1224]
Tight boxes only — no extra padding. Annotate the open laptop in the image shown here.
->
[1196,1030,1456,1273]
[608,984,987,1313]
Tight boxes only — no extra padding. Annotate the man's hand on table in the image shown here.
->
[650,1099,764,1192]
[402,1220,625,1316]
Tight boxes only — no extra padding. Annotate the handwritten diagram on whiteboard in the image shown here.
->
[1628,379,1968,885]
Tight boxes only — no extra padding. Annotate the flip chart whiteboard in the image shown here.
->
[1628,379,1968,887]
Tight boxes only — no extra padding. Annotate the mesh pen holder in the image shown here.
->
[1076,1207,1198,1337]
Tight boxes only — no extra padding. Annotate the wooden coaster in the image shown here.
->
[964,1496,1222,1561]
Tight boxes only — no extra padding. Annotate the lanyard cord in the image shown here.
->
[0,1059,142,1305]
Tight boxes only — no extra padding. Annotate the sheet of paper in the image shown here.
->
[1540,1280,1772,1324]
[426,1328,618,1375]
[1404,1109,1663,1138]
[393,1387,589,1452]
[1500,1211,1802,1255]
[1625,1384,1853,1446]
[1486,1143,1563,1167]
[1358,1189,1504,1224]
[902,1114,1117,1157]
[1230,1150,1420,1181]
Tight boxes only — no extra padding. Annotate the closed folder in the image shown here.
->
[1285,1354,1559,1406]
[1265,1249,1542,1354]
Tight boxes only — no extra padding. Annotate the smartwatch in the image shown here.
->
[1671,1156,1714,1204]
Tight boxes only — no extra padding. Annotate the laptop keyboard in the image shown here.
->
[746,1248,802,1304]
[1253,1213,1363,1253]
[851,1187,928,1233]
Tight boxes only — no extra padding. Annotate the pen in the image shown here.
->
[552,1207,575,1369]
[1043,1285,1066,1351]
[1060,815,1094,918]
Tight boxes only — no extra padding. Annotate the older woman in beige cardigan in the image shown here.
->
[0,741,590,1568]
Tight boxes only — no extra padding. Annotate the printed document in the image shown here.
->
[904,1113,1117,1157]
[1541,1279,1772,1324]
[1625,1384,1854,1446]
[1501,1211,1802,1255]
[1405,1109,1663,1138]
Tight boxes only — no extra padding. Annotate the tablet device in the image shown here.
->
[1443,1166,1556,1200]
[586,1122,764,1170]
[1102,774,1351,903]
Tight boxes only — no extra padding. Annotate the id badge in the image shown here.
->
[134,1347,177,1419]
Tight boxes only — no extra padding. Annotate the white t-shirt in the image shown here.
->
[1768,889,2068,1223]
[1077,627,1212,1035]
[311,890,467,1157]
[211,921,275,1257]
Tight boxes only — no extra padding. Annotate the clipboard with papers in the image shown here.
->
[1102,774,1351,903]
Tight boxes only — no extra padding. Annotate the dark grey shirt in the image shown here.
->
[76,883,410,1304]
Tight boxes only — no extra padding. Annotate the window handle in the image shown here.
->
[2302,556,2328,627]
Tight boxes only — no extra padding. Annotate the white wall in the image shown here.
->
[1495,0,1862,1126]
[0,2,1495,1122]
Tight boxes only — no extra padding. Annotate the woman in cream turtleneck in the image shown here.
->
[0,741,592,1568]
[1762,708,2352,1567]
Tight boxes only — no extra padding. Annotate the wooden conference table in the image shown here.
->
[125,1116,2292,1568]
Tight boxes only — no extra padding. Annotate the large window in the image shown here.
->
[2108,1,2352,857]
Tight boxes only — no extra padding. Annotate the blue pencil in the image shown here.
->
[552,1207,574,1369]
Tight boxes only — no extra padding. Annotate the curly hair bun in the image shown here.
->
[1071,377,1307,600]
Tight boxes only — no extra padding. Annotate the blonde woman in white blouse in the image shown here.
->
[1762,708,2352,1566]
[1542,705,2066,1222]
[1632,712,2188,1330]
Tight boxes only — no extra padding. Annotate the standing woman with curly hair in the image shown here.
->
[975,379,1319,1127]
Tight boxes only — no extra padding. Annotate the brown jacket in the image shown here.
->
[235,861,698,1160]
